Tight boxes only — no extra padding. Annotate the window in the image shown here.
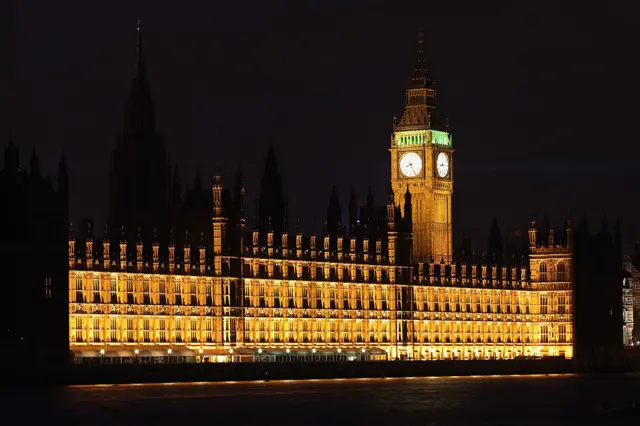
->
[143,318,151,342]
[190,318,198,342]
[75,317,83,342]
[539,263,548,282]
[126,317,135,342]
[92,317,101,342]
[126,277,134,304]
[110,276,118,303]
[110,318,118,342]
[75,276,84,303]
[190,282,197,306]
[143,278,151,304]
[159,319,168,342]
[93,278,101,303]
[557,263,566,281]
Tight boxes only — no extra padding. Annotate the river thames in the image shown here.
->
[5,374,640,425]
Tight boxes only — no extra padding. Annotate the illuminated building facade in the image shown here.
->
[68,27,574,363]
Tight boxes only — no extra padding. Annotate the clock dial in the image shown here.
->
[399,152,423,177]
[436,152,449,177]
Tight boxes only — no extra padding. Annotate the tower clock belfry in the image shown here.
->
[390,30,453,263]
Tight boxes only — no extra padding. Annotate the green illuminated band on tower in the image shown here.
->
[395,130,452,147]
[431,130,452,147]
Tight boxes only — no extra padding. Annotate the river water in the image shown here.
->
[5,374,640,425]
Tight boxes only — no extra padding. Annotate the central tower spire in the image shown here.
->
[409,28,434,89]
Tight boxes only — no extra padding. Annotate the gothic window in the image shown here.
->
[159,319,167,342]
[111,276,118,303]
[539,263,548,282]
[557,263,566,281]
[110,318,118,342]
[75,317,83,342]
[92,317,101,342]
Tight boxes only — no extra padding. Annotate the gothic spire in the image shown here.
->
[409,28,434,89]
[124,19,155,138]
[29,145,40,178]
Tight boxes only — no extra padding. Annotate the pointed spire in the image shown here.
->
[29,145,40,177]
[104,223,109,239]
[135,19,145,85]
[194,167,202,191]
[4,133,19,173]
[409,28,434,89]
[235,165,245,214]
[123,19,155,138]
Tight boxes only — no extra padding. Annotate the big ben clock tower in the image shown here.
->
[390,30,453,263]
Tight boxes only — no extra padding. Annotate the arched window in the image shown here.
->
[539,263,548,282]
[557,263,566,281]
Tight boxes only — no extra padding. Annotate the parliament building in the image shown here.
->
[68,26,574,363]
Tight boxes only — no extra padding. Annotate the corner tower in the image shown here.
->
[390,29,453,263]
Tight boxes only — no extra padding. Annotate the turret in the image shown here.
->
[168,229,175,273]
[85,221,93,269]
[184,230,191,273]
[565,215,573,249]
[252,213,259,256]
[349,186,358,237]
[119,225,127,270]
[528,217,537,249]
[267,219,274,257]
[281,221,289,258]
[152,228,159,272]
[68,222,76,268]
[199,232,206,274]
[387,184,398,265]
[235,167,246,254]
[212,171,226,276]
[103,224,110,269]
[295,217,302,259]
[337,227,344,261]
[310,230,317,260]
[323,224,330,260]
[136,227,143,271]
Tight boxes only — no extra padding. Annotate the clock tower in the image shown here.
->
[390,30,453,263]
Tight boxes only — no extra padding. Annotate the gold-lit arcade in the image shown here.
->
[68,32,574,363]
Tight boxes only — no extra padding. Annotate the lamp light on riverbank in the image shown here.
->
[312,348,316,353]
[229,349,234,354]
[361,348,366,353]
[134,349,139,355]
[167,348,172,355]
[286,348,290,354]
[100,349,105,355]
[258,348,263,354]
[337,348,341,353]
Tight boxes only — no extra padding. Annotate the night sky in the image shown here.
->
[5,1,640,253]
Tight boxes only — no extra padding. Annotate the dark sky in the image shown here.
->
[5,0,640,252]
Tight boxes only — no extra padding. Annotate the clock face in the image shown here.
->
[436,152,449,177]
[399,152,423,178]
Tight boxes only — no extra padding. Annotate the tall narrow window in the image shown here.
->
[539,263,548,282]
